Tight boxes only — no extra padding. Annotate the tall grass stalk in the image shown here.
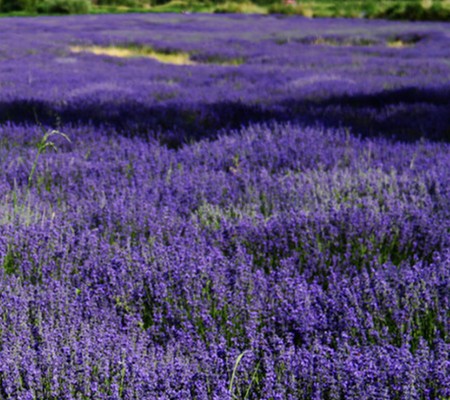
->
[27,129,70,193]
[229,351,248,397]
[229,350,260,399]
[8,129,71,224]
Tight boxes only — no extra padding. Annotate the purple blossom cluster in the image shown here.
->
[0,13,449,399]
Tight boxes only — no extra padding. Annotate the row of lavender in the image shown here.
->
[0,13,449,399]
[0,121,449,398]
[1,14,450,143]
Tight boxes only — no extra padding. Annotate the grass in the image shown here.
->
[27,129,71,193]
[229,350,261,400]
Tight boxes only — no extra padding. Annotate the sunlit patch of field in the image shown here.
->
[70,45,196,65]
[70,45,245,66]
[386,39,414,48]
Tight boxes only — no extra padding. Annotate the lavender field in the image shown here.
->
[0,13,449,399]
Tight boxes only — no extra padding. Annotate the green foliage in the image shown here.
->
[0,0,91,12]
[250,0,275,6]
[360,0,377,16]
[1,0,450,19]
[36,0,91,13]
[267,2,306,15]
[376,1,450,21]
[0,0,36,12]
[2,246,19,275]
[96,0,141,7]
[214,2,243,13]
[149,0,171,7]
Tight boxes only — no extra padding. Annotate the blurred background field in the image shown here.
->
[1,0,450,20]
[1,13,449,145]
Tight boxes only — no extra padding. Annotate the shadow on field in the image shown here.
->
[0,86,449,147]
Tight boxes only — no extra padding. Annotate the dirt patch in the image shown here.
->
[70,45,195,65]
[70,45,244,66]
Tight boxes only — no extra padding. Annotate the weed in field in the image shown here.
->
[2,129,71,226]
[27,129,70,192]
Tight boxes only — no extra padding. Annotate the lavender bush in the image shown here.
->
[0,13,449,399]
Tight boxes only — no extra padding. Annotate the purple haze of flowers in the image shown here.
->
[0,13,449,143]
